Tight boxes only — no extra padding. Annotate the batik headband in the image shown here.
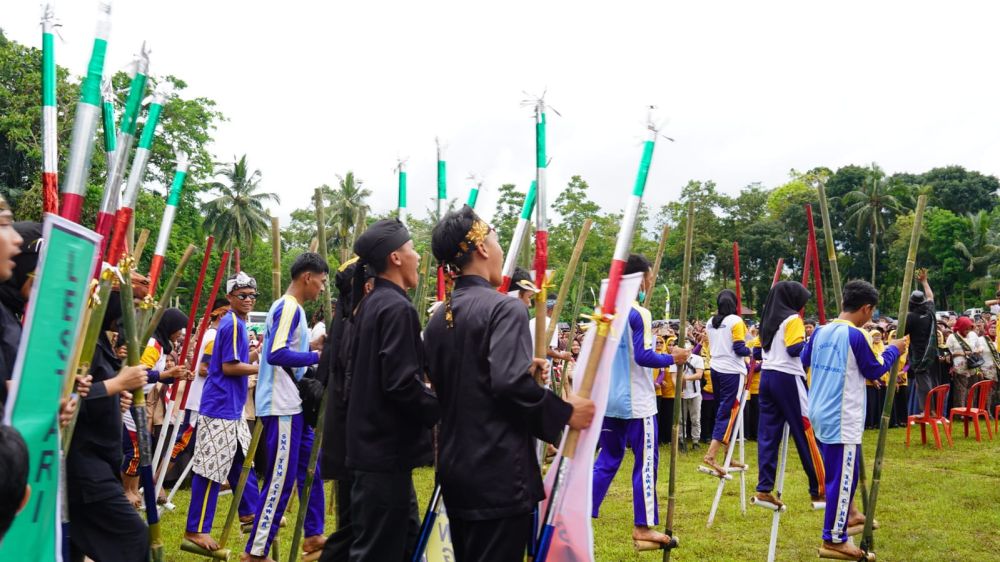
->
[454,219,490,260]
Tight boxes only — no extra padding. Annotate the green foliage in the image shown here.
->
[201,154,279,253]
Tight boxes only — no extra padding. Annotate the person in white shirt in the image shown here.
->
[681,347,705,449]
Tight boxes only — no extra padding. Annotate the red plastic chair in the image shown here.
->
[949,379,995,442]
[906,384,952,448]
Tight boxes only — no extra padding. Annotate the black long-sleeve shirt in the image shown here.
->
[423,275,573,520]
[345,278,439,472]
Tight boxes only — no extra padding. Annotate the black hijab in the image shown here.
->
[711,290,739,329]
[761,281,811,351]
[0,221,44,318]
[153,308,188,355]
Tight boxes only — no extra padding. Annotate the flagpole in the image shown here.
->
[60,0,112,223]
[660,201,694,559]
[148,154,189,293]
[815,177,843,305]
[545,219,592,345]
[498,180,537,292]
[397,160,407,225]
[536,111,661,561]
[101,80,117,173]
[805,204,827,323]
[105,89,165,265]
[41,4,59,215]
[532,99,551,371]
[860,194,927,559]
[435,138,447,301]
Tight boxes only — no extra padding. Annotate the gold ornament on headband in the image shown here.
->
[455,219,490,259]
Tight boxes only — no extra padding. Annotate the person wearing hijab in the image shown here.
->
[802,280,905,559]
[702,289,751,476]
[591,254,690,547]
[334,219,439,562]
[946,315,985,410]
[121,307,192,506]
[904,269,938,414]
[752,281,823,511]
[317,257,374,562]
[246,255,328,561]
[0,212,26,413]
[66,282,151,561]
[185,274,261,552]
[423,206,594,562]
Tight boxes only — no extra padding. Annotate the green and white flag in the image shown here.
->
[1,215,101,562]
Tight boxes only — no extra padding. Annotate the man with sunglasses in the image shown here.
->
[184,272,261,552]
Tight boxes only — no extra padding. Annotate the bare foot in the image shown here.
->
[820,540,863,560]
[632,526,672,545]
[239,514,255,525]
[702,456,727,476]
[303,534,327,553]
[184,532,220,551]
[753,491,784,510]
[729,459,746,469]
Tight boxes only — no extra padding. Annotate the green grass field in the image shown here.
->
[161,426,1000,561]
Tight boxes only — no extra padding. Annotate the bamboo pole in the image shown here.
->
[644,224,670,308]
[663,202,695,561]
[315,189,334,326]
[132,228,150,262]
[568,262,588,336]
[416,249,431,325]
[287,192,336,561]
[816,179,843,305]
[271,216,282,300]
[545,219,592,344]
[861,194,927,556]
[140,245,196,347]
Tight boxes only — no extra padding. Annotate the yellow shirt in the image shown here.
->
[655,336,676,398]
[748,336,761,394]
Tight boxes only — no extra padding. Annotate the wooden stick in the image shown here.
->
[861,194,928,555]
[132,228,150,262]
[733,241,742,314]
[644,224,670,308]
[545,219,592,344]
[805,204,827,323]
[568,261,588,337]
[416,249,431,325]
[816,178,843,305]
[314,189,333,326]
[271,216,282,300]
[140,244,197,347]
[663,202,695,561]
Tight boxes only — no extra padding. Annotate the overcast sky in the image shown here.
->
[5,1,1000,224]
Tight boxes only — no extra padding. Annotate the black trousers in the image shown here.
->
[349,470,420,562]
[745,395,759,441]
[319,477,354,562]
[68,492,149,562]
[656,397,674,443]
[449,512,533,562]
[701,397,718,443]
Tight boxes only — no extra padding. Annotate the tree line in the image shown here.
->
[2,32,998,322]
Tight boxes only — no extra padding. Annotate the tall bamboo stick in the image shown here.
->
[271,216,282,300]
[644,224,670,308]
[816,178,843,305]
[545,219,592,344]
[568,261,588,336]
[315,188,333,326]
[861,194,927,556]
[663,201,695,561]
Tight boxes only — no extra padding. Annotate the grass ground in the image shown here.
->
[161,426,1000,561]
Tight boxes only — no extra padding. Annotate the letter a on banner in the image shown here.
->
[1,215,101,562]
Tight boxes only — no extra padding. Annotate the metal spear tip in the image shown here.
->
[175,151,190,170]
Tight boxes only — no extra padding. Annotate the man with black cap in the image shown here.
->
[186,273,261,552]
[66,275,151,561]
[343,219,439,561]
[904,268,937,413]
[423,206,594,562]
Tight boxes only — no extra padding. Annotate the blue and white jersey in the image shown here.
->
[803,319,900,444]
[255,295,319,417]
[606,303,675,420]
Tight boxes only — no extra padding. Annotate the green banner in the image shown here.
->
[1,216,101,562]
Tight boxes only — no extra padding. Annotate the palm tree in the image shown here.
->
[329,171,371,262]
[842,163,908,284]
[954,210,1000,274]
[202,154,280,253]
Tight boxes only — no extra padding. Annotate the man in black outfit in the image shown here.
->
[904,269,937,414]
[345,219,440,561]
[423,206,595,562]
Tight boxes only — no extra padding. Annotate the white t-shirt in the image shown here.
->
[310,321,326,343]
[682,354,705,399]
[186,327,216,412]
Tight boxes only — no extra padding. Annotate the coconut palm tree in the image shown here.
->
[202,154,280,253]
[330,171,371,262]
[954,210,1000,274]
[842,163,908,284]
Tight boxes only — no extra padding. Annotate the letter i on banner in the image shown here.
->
[1,216,101,561]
